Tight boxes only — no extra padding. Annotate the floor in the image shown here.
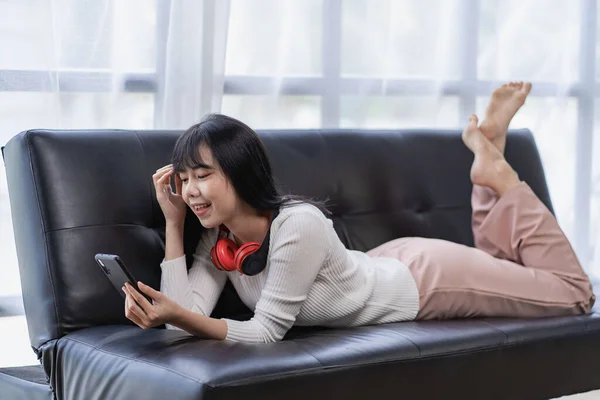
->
[556,393,600,399]
[1,316,600,399]
[0,316,38,368]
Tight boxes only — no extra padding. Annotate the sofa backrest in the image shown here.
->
[2,128,552,351]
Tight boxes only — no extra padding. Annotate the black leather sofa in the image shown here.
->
[2,128,600,400]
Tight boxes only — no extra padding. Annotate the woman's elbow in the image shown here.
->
[260,326,287,343]
[225,327,285,344]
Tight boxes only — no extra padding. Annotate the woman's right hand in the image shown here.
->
[153,164,187,225]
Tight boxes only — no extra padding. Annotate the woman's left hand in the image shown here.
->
[122,281,182,329]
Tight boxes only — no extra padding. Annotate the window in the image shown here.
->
[0,1,156,299]
[2,0,600,298]
[223,0,599,275]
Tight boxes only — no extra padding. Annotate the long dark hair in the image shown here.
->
[171,113,332,216]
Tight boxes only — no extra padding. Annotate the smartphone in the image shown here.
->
[94,253,153,303]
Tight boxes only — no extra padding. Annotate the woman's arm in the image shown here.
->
[153,164,187,261]
[123,281,227,340]
[160,228,227,328]
[151,164,227,324]
[165,220,185,260]
[171,307,228,339]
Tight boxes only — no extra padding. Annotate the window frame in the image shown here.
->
[0,0,596,269]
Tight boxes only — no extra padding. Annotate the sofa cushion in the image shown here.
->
[0,365,53,400]
[42,313,600,400]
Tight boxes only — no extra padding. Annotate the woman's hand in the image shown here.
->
[122,281,183,329]
[152,164,187,225]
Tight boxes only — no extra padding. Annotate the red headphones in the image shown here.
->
[210,209,278,276]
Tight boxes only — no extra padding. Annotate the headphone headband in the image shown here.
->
[241,208,279,275]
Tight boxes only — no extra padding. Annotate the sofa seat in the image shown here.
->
[43,313,600,400]
[0,365,53,400]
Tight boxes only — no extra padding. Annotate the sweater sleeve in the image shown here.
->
[160,230,228,330]
[222,211,330,343]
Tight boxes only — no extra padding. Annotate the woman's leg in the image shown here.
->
[473,81,530,260]
[367,103,595,319]
[372,231,594,319]
[472,185,510,259]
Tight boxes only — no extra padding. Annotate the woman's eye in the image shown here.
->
[197,174,209,179]
[180,178,188,183]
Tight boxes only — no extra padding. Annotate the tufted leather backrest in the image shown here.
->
[2,128,552,351]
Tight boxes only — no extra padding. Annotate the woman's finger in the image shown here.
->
[153,168,172,184]
[157,169,173,185]
[156,164,172,173]
[154,177,174,201]
[152,165,172,179]
[124,290,147,327]
[127,311,145,329]
[152,165,173,184]
[125,283,154,311]
[137,281,160,301]
[124,287,149,319]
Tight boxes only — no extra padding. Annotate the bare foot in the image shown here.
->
[479,81,532,154]
[462,114,521,196]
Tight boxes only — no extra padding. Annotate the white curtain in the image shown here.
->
[0,0,231,298]
[156,0,230,128]
[1,0,599,299]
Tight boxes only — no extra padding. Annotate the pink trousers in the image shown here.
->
[366,182,596,320]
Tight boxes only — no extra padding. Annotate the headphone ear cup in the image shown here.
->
[235,242,261,274]
[212,238,239,272]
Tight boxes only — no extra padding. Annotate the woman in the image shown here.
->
[122,82,596,343]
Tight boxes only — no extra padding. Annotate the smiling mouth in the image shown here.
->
[191,203,211,212]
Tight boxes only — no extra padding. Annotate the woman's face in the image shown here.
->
[178,145,240,229]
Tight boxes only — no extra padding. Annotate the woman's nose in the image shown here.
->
[185,184,200,198]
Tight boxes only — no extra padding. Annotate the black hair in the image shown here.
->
[171,113,332,217]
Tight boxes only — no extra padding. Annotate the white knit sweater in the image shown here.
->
[160,202,420,343]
